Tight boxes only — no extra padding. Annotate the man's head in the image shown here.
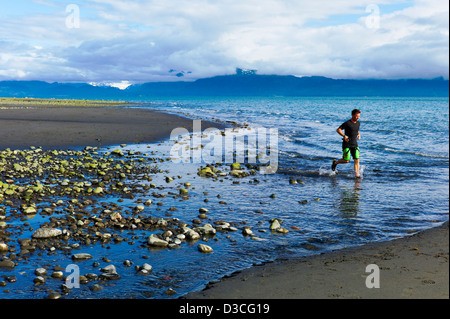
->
[351,109,361,122]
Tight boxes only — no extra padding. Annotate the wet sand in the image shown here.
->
[0,105,223,149]
[185,222,448,299]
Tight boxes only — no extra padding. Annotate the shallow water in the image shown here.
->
[1,96,448,299]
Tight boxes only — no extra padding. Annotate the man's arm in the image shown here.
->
[337,128,349,142]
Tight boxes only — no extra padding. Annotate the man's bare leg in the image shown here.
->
[354,158,360,177]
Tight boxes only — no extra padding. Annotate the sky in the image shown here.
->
[0,0,448,85]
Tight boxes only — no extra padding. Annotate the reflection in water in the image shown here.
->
[336,178,362,219]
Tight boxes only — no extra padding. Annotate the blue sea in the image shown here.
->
[3,96,449,299]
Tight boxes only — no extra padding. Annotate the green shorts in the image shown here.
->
[343,147,360,161]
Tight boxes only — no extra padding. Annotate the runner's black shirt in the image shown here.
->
[339,119,360,148]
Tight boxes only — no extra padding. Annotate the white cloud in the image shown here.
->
[0,0,448,82]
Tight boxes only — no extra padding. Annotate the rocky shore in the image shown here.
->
[0,143,273,299]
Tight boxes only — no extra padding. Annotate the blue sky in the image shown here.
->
[0,0,448,84]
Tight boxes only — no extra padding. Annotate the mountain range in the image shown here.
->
[0,74,448,100]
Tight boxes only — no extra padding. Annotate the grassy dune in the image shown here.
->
[0,97,130,108]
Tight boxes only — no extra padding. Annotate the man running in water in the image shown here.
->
[331,109,361,177]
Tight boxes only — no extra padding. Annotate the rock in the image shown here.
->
[0,242,8,252]
[35,267,47,276]
[23,206,37,214]
[33,276,46,285]
[91,284,103,292]
[229,169,246,177]
[137,263,153,275]
[199,208,209,214]
[47,292,61,299]
[242,227,253,236]
[230,163,241,170]
[110,212,122,222]
[148,234,169,247]
[0,259,15,268]
[112,149,124,156]
[144,199,152,206]
[184,228,200,240]
[99,264,121,280]
[198,166,216,177]
[134,205,145,212]
[179,188,188,195]
[101,264,117,274]
[99,272,121,280]
[165,176,174,183]
[72,253,93,261]
[195,224,216,235]
[277,227,289,234]
[32,227,62,239]
[93,187,104,194]
[198,244,213,253]
[269,218,282,231]
[51,271,64,279]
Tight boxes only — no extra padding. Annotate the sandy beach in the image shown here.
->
[0,104,222,149]
[186,221,448,299]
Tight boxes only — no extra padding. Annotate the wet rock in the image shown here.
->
[137,263,153,275]
[230,163,241,170]
[0,242,8,252]
[35,267,47,276]
[91,284,103,292]
[72,253,93,261]
[198,244,213,253]
[195,224,216,236]
[32,227,62,239]
[99,264,121,280]
[269,218,282,231]
[184,228,201,240]
[0,259,15,268]
[47,292,61,299]
[33,276,46,285]
[148,234,169,247]
[198,166,216,177]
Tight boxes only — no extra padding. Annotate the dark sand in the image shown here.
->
[186,222,448,299]
[0,106,223,149]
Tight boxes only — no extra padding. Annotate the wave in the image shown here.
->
[383,147,449,159]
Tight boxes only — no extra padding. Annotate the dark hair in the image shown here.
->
[352,109,361,115]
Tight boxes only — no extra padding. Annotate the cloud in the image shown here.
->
[0,0,448,82]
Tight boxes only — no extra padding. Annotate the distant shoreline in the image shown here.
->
[0,99,225,150]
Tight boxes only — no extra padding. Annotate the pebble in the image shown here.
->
[198,244,213,253]
[72,253,93,261]
[47,292,62,299]
[91,284,103,292]
[0,242,8,252]
[33,276,46,285]
[35,267,47,276]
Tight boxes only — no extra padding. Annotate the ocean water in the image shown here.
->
[2,96,448,299]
